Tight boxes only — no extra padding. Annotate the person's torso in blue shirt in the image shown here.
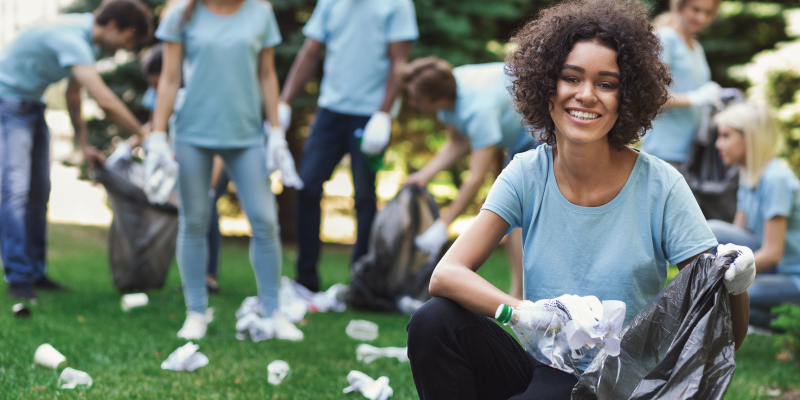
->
[642,27,711,163]
[437,63,533,153]
[302,0,419,116]
[482,145,718,324]
[156,0,282,148]
[0,14,96,102]
[738,158,800,275]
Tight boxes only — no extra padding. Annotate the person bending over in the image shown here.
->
[406,0,752,398]
[710,101,800,329]
[399,57,540,298]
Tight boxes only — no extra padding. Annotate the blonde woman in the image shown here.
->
[642,0,723,165]
[710,101,800,329]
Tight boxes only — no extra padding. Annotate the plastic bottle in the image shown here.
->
[354,128,385,173]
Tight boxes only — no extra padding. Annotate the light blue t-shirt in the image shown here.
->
[437,63,534,153]
[0,14,96,102]
[738,159,800,275]
[482,146,718,323]
[303,0,418,116]
[156,0,282,148]
[642,27,711,163]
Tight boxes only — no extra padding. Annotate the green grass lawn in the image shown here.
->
[1,223,799,399]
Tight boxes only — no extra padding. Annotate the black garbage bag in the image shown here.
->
[680,91,743,222]
[345,185,447,312]
[571,252,737,399]
[93,162,178,293]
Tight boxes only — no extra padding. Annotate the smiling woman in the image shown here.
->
[405,0,753,398]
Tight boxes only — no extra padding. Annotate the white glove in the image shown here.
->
[143,132,178,204]
[687,82,723,108]
[342,370,393,400]
[414,221,448,255]
[278,101,292,131]
[718,243,756,296]
[105,141,132,167]
[264,124,304,189]
[360,111,391,155]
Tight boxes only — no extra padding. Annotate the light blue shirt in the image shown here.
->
[738,159,800,275]
[156,0,282,148]
[482,146,718,323]
[642,27,711,163]
[303,0,418,116]
[0,14,96,102]
[437,63,534,153]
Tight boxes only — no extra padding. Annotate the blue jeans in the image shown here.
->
[0,99,49,286]
[708,219,800,328]
[206,170,229,278]
[295,108,378,289]
[174,143,280,314]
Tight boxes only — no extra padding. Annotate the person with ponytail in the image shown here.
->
[709,101,800,329]
[151,0,302,340]
[641,0,723,165]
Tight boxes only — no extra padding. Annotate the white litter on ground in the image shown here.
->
[161,342,208,372]
[33,344,66,369]
[356,344,408,363]
[267,360,290,385]
[343,370,393,400]
[346,320,379,341]
[58,367,92,389]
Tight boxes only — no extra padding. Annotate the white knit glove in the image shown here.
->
[687,82,723,108]
[278,101,292,131]
[105,141,132,167]
[143,132,178,204]
[718,243,756,296]
[414,221,448,255]
[264,124,304,189]
[360,111,391,155]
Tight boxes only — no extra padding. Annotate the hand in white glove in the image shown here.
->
[278,102,292,131]
[264,124,304,189]
[687,81,723,108]
[105,141,132,168]
[414,221,448,255]
[360,111,391,156]
[718,243,756,295]
[143,132,178,204]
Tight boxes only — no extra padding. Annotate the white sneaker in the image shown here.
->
[269,311,304,341]
[177,309,214,340]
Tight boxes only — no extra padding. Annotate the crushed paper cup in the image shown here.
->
[34,344,67,369]
[343,370,393,400]
[58,367,92,389]
[267,360,290,385]
[12,303,31,318]
[346,320,379,341]
[356,344,408,363]
[121,293,149,311]
[161,342,209,372]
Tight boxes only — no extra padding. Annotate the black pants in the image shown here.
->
[407,297,578,400]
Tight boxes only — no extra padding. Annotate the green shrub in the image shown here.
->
[772,303,800,368]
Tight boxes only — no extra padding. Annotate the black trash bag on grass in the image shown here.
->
[93,162,178,293]
[572,252,737,399]
[345,185,448,312]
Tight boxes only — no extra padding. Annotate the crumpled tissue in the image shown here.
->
[343,370,393,400]
[267,360,290,385]
[58,367,92,389]
[160,342,209,372]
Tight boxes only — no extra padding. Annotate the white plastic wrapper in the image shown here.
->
[121,293,148,311]
[267,360,290,385]
[356,344,408,363]
[161,342,209,372]
[343,370,393,400]
[58,367,92,389]
[346,320,379,341]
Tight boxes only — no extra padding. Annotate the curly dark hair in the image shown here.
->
[505,0,672,148]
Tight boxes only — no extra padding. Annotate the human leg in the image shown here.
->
[295,109,348,291]
[174,143,215,314]
[0,100,45,295]
[407,297,537,400]
[708,219,762,252]
[346,114,377,265]
[746,274,800,329]
[504,228,524,299]
[206,170,229,281]
[25,109,51,284]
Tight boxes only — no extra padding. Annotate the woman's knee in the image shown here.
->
[179,209,211,236]
[407,297,471,349]
[247,209,279,241]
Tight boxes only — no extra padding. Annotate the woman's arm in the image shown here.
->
[754,216,787,273]
[438,145,500,226]
[429,210,520,317]
[259,47,280,128]
[677,252,749,350]
[733,210,747,230]
[152,41,183,133]
[405,127,470,187]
